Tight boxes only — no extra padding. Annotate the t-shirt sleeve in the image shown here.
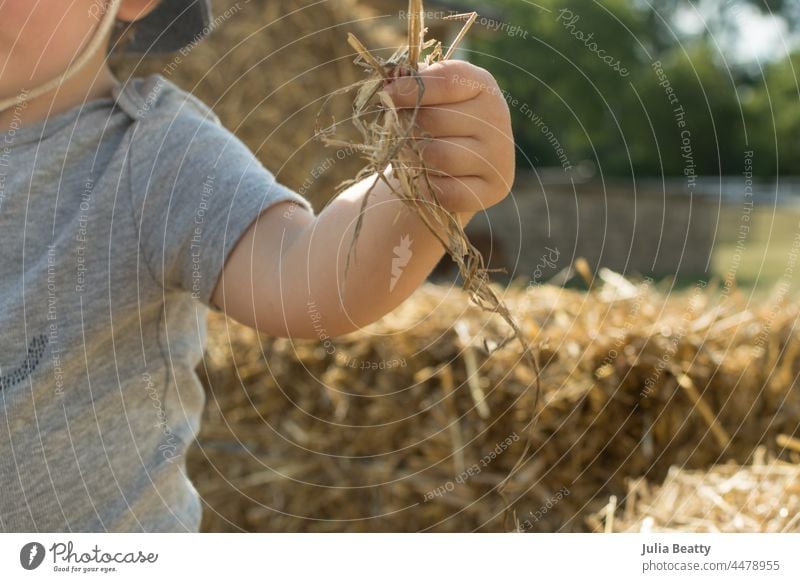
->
[127,104,314,308]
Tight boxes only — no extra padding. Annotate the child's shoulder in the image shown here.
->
[116,74,214,120]
[114,73,222,135]
[116,74,247,177]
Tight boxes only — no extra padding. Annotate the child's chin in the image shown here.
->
[0,85,22,102]
[0,67,56,99]
[0,77,30,99]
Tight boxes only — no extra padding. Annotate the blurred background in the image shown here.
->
[459,0,800,291]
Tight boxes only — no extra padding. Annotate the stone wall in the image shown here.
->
[433,173,719,283]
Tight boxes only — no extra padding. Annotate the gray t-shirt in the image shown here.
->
[0,74,313,531]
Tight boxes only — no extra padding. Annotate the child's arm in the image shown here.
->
[211,61,514,339]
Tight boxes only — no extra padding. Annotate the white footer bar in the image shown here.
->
[1,533,798,581]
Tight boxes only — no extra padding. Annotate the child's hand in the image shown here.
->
[215,64,514,338]
[384,60,515,214]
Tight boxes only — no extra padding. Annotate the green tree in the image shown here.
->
[743,52,800,176]
[469,0,789,178]
[630,42,745,176]
[470,0,655,175]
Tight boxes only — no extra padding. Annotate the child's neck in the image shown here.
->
[0,64,119,133]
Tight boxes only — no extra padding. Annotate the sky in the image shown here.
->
[674,2,795,63]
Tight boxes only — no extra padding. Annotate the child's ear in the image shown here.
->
[116,0,161,23]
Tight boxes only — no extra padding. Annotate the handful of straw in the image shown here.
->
[317,0,540,528]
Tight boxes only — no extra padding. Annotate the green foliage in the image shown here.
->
[743,53,800,175]
[469,0,799,177]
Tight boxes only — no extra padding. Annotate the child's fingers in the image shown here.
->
[419,175,493,213]
[415,136,489,178]
[412,103,491,138]
[384,60,496,108]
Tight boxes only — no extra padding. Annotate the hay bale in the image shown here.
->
[189,274,800,531]
[593,448,800,532]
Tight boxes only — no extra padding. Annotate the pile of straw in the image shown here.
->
[190,272,800,531]
[594,446,800,532]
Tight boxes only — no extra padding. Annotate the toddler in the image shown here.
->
[0,0,514,531]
